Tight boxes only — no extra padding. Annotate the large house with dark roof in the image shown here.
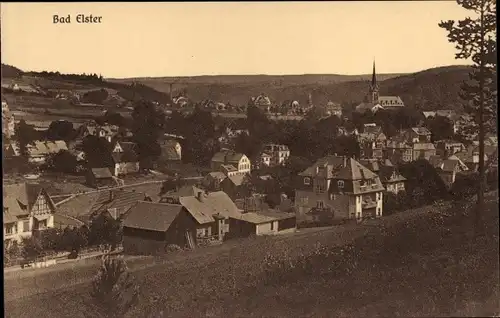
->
[428,155,469,188]
[85,167,116,189]
[294,156,385,223]
[3,183,57,246]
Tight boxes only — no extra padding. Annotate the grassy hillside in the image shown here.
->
[5,192,498,317]
[108,65,472,111]
[1,64,24,78]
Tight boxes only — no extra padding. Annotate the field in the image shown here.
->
[5,191,499,317]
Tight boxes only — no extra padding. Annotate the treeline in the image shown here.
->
[25,71,104,83]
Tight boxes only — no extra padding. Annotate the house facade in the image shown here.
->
[111,141,139,176]
[359,159,406,194]
[412,143,437,161]
[434,140,465,159]
[262,144,290,166]
[3,183,57,246]
[428,156,469,188]
[294,156,385,224]
[211,150,251,175]
[2,99,15,138]
[86,168,116,189]
[159,139,182,162]
[384,141,413,164]
[228,210,296,238]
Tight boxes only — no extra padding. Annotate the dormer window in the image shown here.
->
[304,177,311,185]
[337,180,344,188]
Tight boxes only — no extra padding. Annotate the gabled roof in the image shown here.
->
[225,174,250,186]
[378,96,404,107]
[207,171,227,180]
[90,168,113,179]
[410,127,431,136]
[221,164,238,173]
[179,191,241,224]
[332,158,379,180]
[211,150,245,164]
[3,183,55,217]
[27,140,68,156]
[378,166,406,183]
[122,201,184,232]
[89,189,147,217]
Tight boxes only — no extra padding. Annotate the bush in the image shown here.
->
[87,256,140,318]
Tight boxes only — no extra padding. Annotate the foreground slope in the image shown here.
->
[5,191,498,317]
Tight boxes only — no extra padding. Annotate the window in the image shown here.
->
[329,193,336,200]
[337,180,344,188]
[304,177,311,185]
[271,222,275,231]
[317,201,324,209]
[5,223,16,235]
[23,220,30,232]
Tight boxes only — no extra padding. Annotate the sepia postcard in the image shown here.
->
[1,1,498,317]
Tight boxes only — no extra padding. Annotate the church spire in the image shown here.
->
[369,59,379,104]
[371,60,377,87]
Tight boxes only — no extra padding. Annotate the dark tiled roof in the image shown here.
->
[122,201,184,232]
[333,158,378,180]
[211,150,245,164]
[89,189,146,217]
[162,185,204,199]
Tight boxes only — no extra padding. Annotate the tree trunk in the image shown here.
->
[475,1,487,236]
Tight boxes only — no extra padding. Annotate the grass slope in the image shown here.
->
[5,191,498,317]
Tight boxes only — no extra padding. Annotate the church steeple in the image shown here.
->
[369,60,379,104]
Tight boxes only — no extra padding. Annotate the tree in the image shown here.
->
[427,115,455,141]
[82,135,114,168]
[21,236,43,261]
[39,228,63,252]
[46,150,78,173]
[14,120,39,157]
[160,177,185,195]
[46,120,76,142]
[439,0,497,232]
[131,100,165,169]
[102,111,125,127]
[59,227,88,255]
[87,256,140,318]
[89,214,122,250]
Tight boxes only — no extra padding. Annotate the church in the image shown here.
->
[355,62,405,113]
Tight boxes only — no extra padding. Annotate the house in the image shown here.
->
[123,190,244,254]
[262,144,290,166]
[76,121,115,142]
[325,101,343,117]
[259,152,272,168]
[294,156,385,224]
[358,129,387,160]
[228,210,297,238]
[159,139,182,162]
[338,126,359,136]
[111,142,139,176]
[203,171,227,192]
[434,140,466,158]
[412,143,436,161]
[356,62,404,113]
[358,159,406,194]
[2,99,15,138]
[3,183,57,246]
[428,156,469,188]
[53,214,85,230]
[5,140,69,164]
[251,94,272,111]
[453,146,490,172]
[211,150,251,175]
[403,127,432,143]
[85,168,116,189]
[384,140,413,164]
[220,174,253,201]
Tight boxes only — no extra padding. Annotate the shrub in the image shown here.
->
[86,256,140,318]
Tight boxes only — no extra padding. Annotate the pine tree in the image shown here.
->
[439,0,497,233]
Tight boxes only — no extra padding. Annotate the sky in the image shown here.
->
[1,2,473,78]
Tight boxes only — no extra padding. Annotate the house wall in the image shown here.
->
[256,221,279,235]
[115,162,140,176]
[294,190,351,222]
[122,229,168,255]
[277,217,297,231]
[385,182,405,194]
[228,218,256,238]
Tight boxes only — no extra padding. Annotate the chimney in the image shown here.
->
[109,190,114,202]
[343,156,347,167]
[197,191,204,202]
